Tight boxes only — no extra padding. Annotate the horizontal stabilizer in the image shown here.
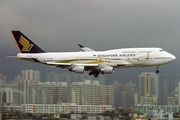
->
[6,56,18,58]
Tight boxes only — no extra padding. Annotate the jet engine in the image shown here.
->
[70,66,85,73]
[101,67,114,74]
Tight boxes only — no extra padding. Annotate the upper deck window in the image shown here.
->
[139,51,152,53]
[122,51,136,53]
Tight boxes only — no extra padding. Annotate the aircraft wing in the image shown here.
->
[46,62,98,67]
[47,60,132,67]
[46,62,72,66]
[78,44,95,52]
[117,62,132,66]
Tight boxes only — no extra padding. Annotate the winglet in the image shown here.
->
[11,31,46,53]
[78,44,85,48]
[77,43,95,52]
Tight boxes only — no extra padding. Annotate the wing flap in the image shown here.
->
[76,64,98,66]
[47,62,71,66]
[47,62,98,67]
[117,61,133,66]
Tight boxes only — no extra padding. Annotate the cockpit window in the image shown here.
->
[159,50,165,52]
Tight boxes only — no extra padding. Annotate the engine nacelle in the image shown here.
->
[71,66,85,73]
[101,67,114,74]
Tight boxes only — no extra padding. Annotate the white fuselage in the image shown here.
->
[17,47,176,70]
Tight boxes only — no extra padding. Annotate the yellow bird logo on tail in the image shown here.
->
[19,35,34,51]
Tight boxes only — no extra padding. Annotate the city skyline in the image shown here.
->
[1,69,180,85]
[0,71,114,107]
[1,70,180,108]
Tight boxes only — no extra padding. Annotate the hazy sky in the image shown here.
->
[0,0,180,83]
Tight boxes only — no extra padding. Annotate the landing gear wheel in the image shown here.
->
[89,72,93,76]
[156,70,159,74]
[156,66,159,74]
[94,74,98,78]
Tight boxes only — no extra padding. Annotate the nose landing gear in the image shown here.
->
[156,70,159,74]
[156,66,159,74]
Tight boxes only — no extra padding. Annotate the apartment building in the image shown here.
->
[138,72,158,105]
[21,103,112,114]
[69,80,114,106]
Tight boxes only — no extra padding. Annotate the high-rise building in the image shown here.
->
[15,76,113,106]
[99,75,105,85]
[21,70,40,82]
[138,72,158,105]
[28,82,69,104]
[0,73,6,81]
[120,90,126,107]
[12,89,23,105]
[134,93,138,106]
[158,75,171,105]
[0,88,12,103]
[125,81,137,108]
[119,82,138,108]
[47,72,59,82]
[19,80,31,104]
[69,82,82,105]
[170,75,180,92]
[29,82,42,104]
[111,81,121,107]
[69,80,100,105]
[61,72,71,83]
[98,85,106,105]
[39,83,60,104]
[105,85,114,107]
[112,81,138,108]
[14,74,21,84]
[69,80,113,106]
[167,87,178,105]
[0,73,7,86]
[179,81,180,106]
[0,88,22,105]
[18,70,41,104]
[159,75,180,105]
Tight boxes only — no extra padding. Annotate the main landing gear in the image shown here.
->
[89,70,102,78]
[155,66,159,74]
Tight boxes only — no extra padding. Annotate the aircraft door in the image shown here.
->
[149,52,153,62]
[145,52,153,62]
[136,49,139,55]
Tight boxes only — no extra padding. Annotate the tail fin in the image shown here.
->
[11,31,46,53]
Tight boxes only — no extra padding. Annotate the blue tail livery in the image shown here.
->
[11,31,46,53]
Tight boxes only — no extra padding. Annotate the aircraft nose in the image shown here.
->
[171,54,176,61]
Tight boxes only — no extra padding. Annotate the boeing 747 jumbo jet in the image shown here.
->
[11,31,176,77]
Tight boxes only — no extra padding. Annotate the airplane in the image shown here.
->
[11,31,176,78]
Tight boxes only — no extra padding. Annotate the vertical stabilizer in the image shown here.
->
[11,31,46,53]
